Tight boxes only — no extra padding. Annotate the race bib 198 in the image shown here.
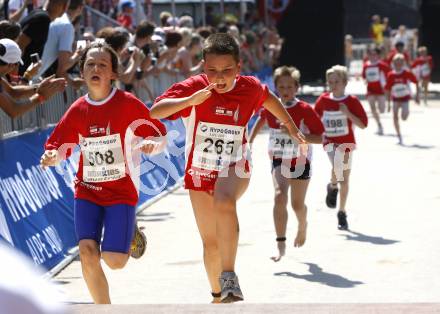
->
[268,128,299,159]
[192,122,244,171]
[322,111,349,137]
[81,133,126,183]
[392,83,410,98]
[421,63,431,77]
[366,67,380,82]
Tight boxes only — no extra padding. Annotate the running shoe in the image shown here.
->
[130,224,147,259]
[337,211,349,230]
[219,271,243,303]
[326,183,338,208]
[378,124,384,136]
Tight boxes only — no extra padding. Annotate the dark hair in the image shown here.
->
[135,20,155,39]
[79,42,119,74]
[202,33,240,63]
[197,26,213,39]
[68,0,84,11]
[165,30,182,48]
[0,44,7,65]
[0,20,21,40]
[105,31,129,52]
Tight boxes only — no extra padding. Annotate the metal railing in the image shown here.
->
[1,86,84,139]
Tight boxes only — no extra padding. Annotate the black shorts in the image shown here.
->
[271,159,311,180]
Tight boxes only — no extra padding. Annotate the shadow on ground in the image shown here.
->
[340,230,400,245]
[275,263,364,288]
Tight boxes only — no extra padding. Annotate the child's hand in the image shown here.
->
[40,150,58,169]
[189,83,216,106]
[139,139,160,155]
[339,103,350,115]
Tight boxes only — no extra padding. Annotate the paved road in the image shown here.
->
[55,99,440,309]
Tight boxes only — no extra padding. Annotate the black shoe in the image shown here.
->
[337,211,349,230]
[326,184,338,208]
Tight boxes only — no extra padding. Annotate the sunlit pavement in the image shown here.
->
[56,98,440,313]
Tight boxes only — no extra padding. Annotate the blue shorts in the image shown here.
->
[74,198,136,254]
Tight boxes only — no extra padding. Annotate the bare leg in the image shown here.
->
[189,190,222,303]
[271,166,289,262]
[213,165,250,272]
[422,80,429,105]
[290,179,310,247]
[368,95,382,133]
[78,240,111,304]
[393,101,402,143]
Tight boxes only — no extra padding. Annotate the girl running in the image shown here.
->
[40,42,166,304]
[362,46,390,135]
[385,54,420,145]
[411,46,433,106]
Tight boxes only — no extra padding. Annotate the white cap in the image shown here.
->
[0,38,23,65]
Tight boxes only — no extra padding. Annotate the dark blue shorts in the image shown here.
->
[74,198,136,254]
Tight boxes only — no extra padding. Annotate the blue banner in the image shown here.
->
[0,128,77,270]
[0,119,188,271]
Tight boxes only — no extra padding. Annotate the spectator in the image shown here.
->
[38,0,85,85]
[159,11,171,28]
[8,0,32,22]
[370,14,385,46]
[392,25,410,49]
[0,38,66,119]
[344,34,353,69]
[17,0,69,75]
[117,0,134,31]
[0,20,21,41]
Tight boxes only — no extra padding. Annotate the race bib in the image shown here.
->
[192,122,244,171]
[322,111,349,137]
[81,134,126,183]
[421,63,431,77]
[392,83,410,98]
[268,128,299,159]
[366,67,380,82]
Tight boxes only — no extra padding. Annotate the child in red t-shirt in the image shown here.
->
[315,65,368,231]
[411,46,433,105]
[40,42,166,304]
[385,53,419,145]
[362,46,390,135]
[151,33,306,303]
[249,66,324,262]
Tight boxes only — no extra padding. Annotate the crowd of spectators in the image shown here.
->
[0,1,284,124]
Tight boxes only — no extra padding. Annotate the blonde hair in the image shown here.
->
[417,46,427,54]
[326,65,348,83]
[392,53,405,63]
[273,66,301,87]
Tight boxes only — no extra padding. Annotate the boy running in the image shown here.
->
[249,66,324,262]
[315,65,368,230]
[151,33,306,303]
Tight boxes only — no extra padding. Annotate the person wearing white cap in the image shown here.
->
[0,38,66,120]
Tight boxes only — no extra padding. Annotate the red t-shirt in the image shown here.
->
[117,14,132,29]
[260,99,324,167]
[314,93,368,147]
[385,69,417,101]
[362,60,390,95]
[154,74,269,191]
[45,89,166,206]
[411,56,433,80]
[386,49,411,66]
